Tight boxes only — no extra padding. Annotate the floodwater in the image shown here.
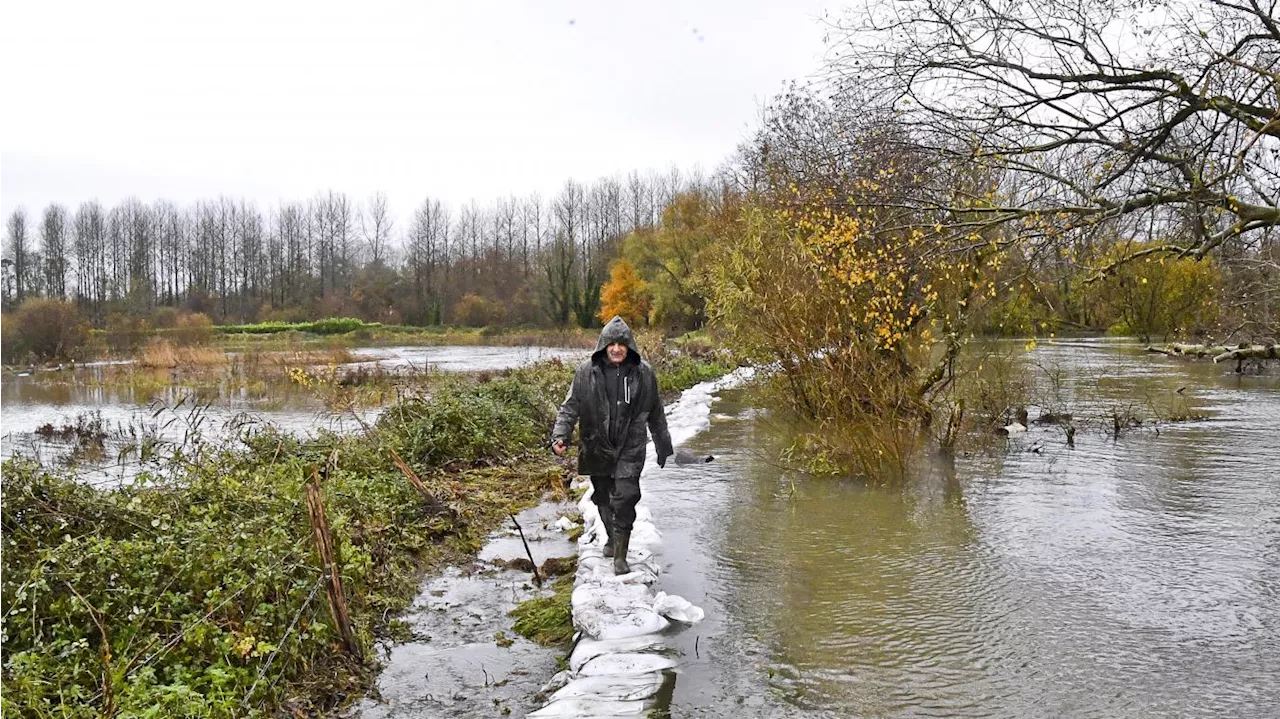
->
[347,345,585,372]
[351,501,580,719]
[0,345,588,480]
[641,338,1280,717]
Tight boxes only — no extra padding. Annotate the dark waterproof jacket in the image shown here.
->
[552,316,674,478]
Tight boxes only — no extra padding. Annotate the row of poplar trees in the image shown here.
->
[2,167,719,329]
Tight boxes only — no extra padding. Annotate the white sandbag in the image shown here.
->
[549,674,666,702]
[652,591,705,624]
[571,579,652,610]
[569,636,668,672]
[628,522,662,548]
[576,558,659,585]
[540,670,572,695]
[577,651,679,677]
[572,582,670,639]
[575,604,669,640]
[526,697,649,717]
[554,516,578,532]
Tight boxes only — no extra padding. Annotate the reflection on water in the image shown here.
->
[347,345,586,372]
[642,339,1279,718]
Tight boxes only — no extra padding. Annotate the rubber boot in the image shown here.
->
[599,504,615,558]
[612,531,631,575]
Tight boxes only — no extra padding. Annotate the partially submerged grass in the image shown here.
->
[510,573,576,647]
[138,337,229,368]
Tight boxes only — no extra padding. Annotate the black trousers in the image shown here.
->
[590,475,641,532]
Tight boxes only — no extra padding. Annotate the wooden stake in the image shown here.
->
[305,468,362,661]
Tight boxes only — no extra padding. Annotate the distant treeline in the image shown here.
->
[1,167,727,331]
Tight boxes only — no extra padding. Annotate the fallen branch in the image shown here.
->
[1145,343,1279,361]
[389,448,432,499]
[1212,344,1280,363]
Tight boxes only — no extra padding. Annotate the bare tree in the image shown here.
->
[522,193,545,277]
[39,205,70,299]
[829,0,1279,264]
[5,209,31,306]
[361,191,394,267]
[626,170,651,231]
[406,197,451,324]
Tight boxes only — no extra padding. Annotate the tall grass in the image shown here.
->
[137,338,229,368]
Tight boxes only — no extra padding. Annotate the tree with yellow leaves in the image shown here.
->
[597,259,650,327]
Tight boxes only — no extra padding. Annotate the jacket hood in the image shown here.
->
[592,316,641,363]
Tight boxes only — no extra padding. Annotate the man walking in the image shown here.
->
[553,316,673,574]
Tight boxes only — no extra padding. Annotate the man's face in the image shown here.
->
[606,341,627,365]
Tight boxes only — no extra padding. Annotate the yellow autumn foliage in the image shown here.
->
[597,260,650,327]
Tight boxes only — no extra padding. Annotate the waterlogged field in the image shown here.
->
[0,345,589,480]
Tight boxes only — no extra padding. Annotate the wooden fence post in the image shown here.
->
[305,468,362,661]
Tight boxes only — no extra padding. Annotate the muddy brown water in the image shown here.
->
[643,338,1279,718]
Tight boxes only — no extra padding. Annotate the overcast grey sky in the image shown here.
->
[1,0,833,221]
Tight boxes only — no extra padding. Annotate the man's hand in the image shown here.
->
[552,439,567,457]
[657,451,670,469]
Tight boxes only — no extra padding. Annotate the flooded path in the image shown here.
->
[351,501,579,719]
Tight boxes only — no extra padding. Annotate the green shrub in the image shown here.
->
[308,317,370,335]
[377,367,567,466]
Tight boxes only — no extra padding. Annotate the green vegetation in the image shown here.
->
[0,364,574,718]
[215,317,378,336]
[509,574,576,647]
